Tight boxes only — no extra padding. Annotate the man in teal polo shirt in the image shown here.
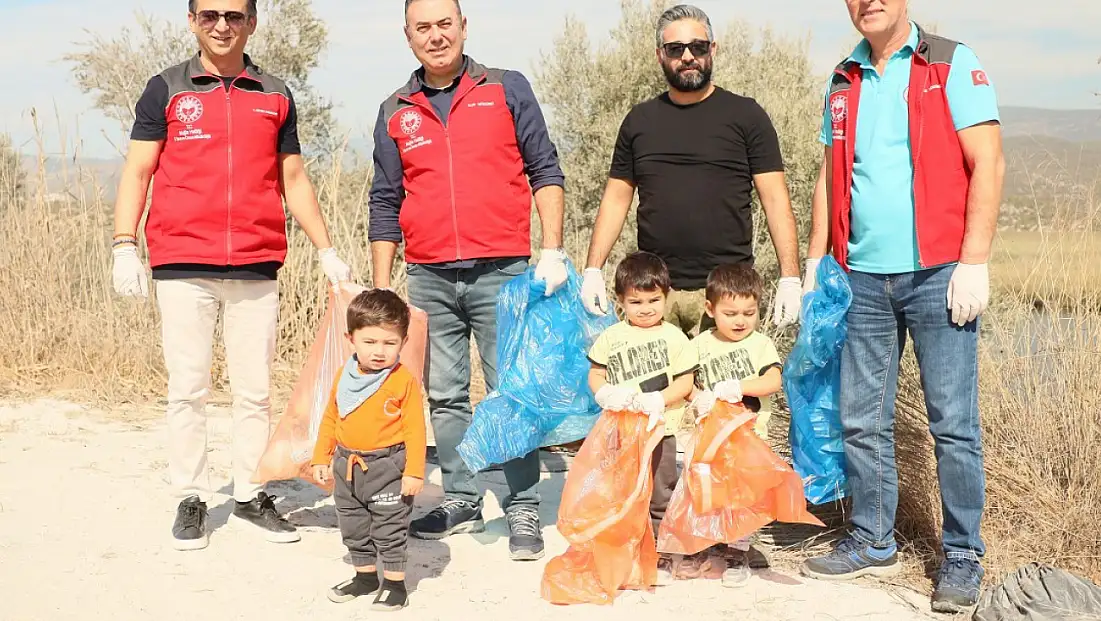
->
[800,1,1005,615]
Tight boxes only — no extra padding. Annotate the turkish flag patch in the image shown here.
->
[971,70,989,86]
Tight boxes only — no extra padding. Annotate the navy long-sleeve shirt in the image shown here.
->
[367,61,565,267]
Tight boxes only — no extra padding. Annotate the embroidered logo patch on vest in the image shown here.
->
[830,94,847,124]
[175,96,204,125]
[399,109,422,135]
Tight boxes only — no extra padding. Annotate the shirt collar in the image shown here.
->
[414,55,469,93]
[847,20,919,69]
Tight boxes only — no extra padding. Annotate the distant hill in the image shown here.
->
[1000,106,1101,143]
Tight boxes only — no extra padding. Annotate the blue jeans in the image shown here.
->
[840,266,985,560]
[405,257,541,512]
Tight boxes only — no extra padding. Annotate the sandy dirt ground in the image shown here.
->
[0,398,941,621]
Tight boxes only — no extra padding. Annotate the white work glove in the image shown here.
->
[581,268,609,316]
[112,244,148,298]
[713,379,743,404]
[771,276,802,327]
[594,384,637,412]
[632,391,666,432]
[802,257,822,296]
[318,248,351,285]
[690,390,717,423]
[534,248,569,296]
[946,262,989,327]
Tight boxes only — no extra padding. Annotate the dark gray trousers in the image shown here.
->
[649,435,679,538]
[333,444,413,572]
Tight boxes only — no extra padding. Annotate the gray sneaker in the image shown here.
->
[932,557,984,614]
[505,506,544,561]
[801,536,901,581]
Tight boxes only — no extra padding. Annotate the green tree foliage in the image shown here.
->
[533,0,824,277]
[63,0,336,159]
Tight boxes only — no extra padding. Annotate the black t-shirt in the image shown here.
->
[610,87,785,290]
[131,75,300,281]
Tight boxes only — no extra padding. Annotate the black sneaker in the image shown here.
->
[371,578,409,612]
[505,506,544,561]
[327,571,381,603]
[410,498,485,540]
[932,557,984,614]
[172,495,208,551]
[230,491,301,543]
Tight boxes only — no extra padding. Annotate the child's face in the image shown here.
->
[347,324,406,372]
[620,287,666,329]
[707,294,759,342]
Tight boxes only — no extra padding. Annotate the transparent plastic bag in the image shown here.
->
[457,259,615,472]
[657,401,824,556]
[782,255,852,504]
[541,409,664,606]
[251,282,427,492]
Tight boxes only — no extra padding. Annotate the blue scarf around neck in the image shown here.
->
[336,355,398,419]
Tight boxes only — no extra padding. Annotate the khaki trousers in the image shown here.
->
[156,278,279,504]
[664,288,715,337]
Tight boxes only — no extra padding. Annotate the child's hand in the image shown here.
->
[691,390,717,422]
[401,476,423,497]
[312,464,332,485]
[633,392,666,432]
[714,379,744,404]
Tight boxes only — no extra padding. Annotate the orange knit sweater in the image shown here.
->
[311,363,427,479]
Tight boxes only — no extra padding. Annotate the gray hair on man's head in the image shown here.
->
[404,0,463,16]
[655,4,713,48]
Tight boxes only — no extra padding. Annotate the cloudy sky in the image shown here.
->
[2,0,1098,159]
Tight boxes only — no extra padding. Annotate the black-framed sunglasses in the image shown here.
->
[193,9,250,30]
[661,39,712,58]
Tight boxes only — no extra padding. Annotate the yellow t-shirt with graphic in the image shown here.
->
[588,320,699,436]
[692,329,783,440]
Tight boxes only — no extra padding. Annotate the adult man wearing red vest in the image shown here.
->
[110,0,352,552]
[799,1,1005,615]
[368,0,567,562]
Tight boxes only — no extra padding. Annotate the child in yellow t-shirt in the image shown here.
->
[587,251,699,585]
[311,289,427,611]
[686,263,783,587]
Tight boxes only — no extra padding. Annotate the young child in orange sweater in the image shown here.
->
[311,289,427,611]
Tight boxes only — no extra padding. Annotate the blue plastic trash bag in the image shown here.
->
[457,259,617,473]
[782,255,852,505]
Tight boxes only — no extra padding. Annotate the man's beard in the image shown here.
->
[662,59,712,92]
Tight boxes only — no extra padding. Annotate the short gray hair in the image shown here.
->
[656,4,713,48]
[404,0,463,17]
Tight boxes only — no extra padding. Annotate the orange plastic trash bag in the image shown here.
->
[251,282,427,493]
[656,400,824,557]
[540,409,665,606]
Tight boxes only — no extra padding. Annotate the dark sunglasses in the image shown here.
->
[661,39,712,58]
[193,10,250,30]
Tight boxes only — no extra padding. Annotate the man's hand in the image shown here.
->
[946,262,989,326]
[312,464,332,485]
[802,257,822,296]
[632,392,666,432]
[595,383,637,411]
[582,268,610,315]
[690,390,717,423]
[770,277,802,327]
[713,379,743,404]
[401,476,424,497]
[318,248,351,285]
[534,248,568,296]
[112,244,148,298]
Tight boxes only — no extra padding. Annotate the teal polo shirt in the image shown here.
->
[819,22,1001,274]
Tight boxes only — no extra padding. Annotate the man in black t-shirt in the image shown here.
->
[582,4,803,335]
